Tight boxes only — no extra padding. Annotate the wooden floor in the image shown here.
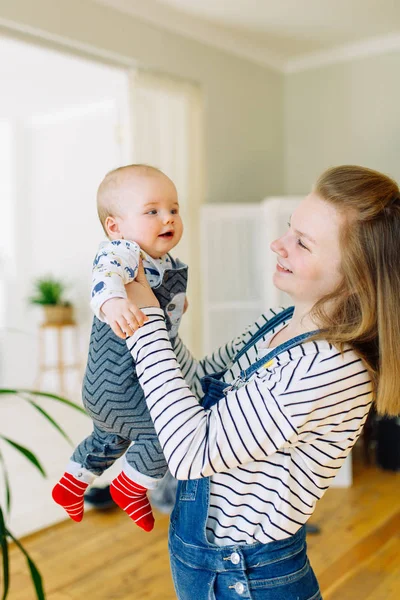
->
[7,453,400,600]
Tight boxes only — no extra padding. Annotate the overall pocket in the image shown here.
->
[248,551,322,600]
[179,479,199,501]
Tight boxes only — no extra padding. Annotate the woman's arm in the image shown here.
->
[127,309,299,479]
[170,325,257,400]
[126,262,281,400]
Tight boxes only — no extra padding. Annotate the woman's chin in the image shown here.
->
[272,274,288,292]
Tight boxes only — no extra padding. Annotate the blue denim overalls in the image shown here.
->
[168,307,322,600]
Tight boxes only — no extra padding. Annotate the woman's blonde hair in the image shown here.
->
[312,165,400,416]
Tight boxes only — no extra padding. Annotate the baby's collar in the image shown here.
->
[141,250,171,268]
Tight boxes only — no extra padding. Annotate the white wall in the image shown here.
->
[2,104,129,391]
[0,46,131,536]
[284,51,400,193]
[0,36,132,387]
[0,0,285,203]
[0,120,14,335]
[30,104,123,319]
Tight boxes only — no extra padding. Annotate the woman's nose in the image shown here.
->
[270,236,288,256]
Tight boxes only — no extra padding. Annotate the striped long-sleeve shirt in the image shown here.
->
[127,306,373,546]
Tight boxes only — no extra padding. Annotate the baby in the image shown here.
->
[52,164,187,532]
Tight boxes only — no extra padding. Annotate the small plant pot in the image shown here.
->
[43,305,74,325]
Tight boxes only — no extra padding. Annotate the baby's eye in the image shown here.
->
[171,209,179,214]
[147,210,157,215]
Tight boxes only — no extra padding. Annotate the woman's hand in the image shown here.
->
[101,297,148,339]
[125,257,160,309]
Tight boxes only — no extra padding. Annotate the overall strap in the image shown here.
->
[166,253,187,271]
[223,329,319,395]
[234,306,294,361]
[167,253,177,269]
[242,330,319,379]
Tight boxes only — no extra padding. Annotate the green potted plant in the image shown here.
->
[29,277,74,325]
[0,388,87,599]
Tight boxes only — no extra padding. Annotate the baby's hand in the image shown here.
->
[101,297,149,339]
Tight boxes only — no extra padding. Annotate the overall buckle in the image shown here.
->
[222,373,246,395]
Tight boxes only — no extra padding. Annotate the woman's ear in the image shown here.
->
[105,216,123,239]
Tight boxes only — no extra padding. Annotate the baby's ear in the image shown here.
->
[105,216,120,238]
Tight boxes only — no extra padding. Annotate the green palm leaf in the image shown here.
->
[0,389,86,415]
[0,449,11,513]
[6,528,45,600]
[0,436,46,477]
[0,507,10,600]
[0,386,85,599]
[19,398,74,446]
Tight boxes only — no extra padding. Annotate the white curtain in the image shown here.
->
[129,70,204,355]
[0,120,14,332]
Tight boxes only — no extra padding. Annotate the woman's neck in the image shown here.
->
[285,304,321,336]
[267,305,320,348]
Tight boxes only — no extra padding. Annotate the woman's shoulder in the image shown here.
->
[256,308,364,367]
[257,340,371,405]
[272,338,369,380]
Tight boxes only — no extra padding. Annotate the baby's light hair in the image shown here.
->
[96,164,166,236]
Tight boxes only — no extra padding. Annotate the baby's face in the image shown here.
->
[116,174,183,259]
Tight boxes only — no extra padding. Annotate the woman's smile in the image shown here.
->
[276,261,292,273]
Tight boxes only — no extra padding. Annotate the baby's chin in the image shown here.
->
[140,233,182,259]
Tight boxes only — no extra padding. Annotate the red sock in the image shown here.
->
[110,472,154,532]
[52,472,89,522]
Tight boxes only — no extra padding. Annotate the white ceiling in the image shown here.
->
[96,0,400,70]
[0,36,125,119]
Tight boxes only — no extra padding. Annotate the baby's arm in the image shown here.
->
[90,240,148,338]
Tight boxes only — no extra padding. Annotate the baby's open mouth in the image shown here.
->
[159,232,174,238]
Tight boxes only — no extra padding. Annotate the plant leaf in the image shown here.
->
[0,449,11,513]
[30,276,65,306]
[6,528,45,600]
[0,389,86,415]
[0,507,10,600]
[0,436,46,477]
[19,399,73,446]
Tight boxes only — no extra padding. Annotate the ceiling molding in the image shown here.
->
[97,1,400,73]
[285,33,400,73]
[0,16,137,68]
[2,1,400,75]
[94,0,284,71]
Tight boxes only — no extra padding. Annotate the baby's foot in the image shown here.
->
[110,472,155,532]
[52,472,89,522]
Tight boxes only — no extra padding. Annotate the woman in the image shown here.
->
[124,165,400,599]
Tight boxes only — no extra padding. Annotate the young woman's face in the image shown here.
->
[270,192,343,308]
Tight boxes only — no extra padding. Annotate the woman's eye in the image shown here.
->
[297,238,308,250]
